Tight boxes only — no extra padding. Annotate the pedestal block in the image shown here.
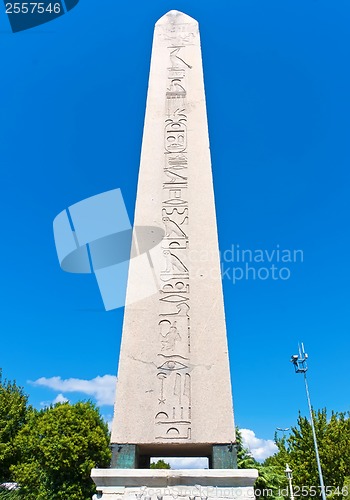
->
[91,469,258,500]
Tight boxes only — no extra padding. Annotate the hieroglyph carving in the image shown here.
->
[155,40,193,440]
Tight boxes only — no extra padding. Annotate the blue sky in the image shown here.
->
[1,0,349,460]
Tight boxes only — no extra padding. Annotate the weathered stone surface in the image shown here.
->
[110,9,235,449]
[91,469,258,500]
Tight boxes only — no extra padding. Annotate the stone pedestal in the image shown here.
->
[91,469,258,500]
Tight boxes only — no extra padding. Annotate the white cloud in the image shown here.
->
[241,428,278,461]
[30,375,116,407]
[40,393,69,408]
[53,393,69,404]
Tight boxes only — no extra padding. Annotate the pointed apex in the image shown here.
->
[156,10,198,27]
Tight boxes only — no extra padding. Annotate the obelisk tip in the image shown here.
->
[156,10,198,27]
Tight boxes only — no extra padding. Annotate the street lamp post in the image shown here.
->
[275,427,290,446]
[290,343,326,500]
[276,427,290,437]
[285,464,295,500]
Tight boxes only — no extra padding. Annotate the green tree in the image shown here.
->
[265,410,350,500]
[236,427,257,469]
[0,370,28,482]
[0,490,21,499]
[341,476,350,500]
[11,401,111,500]
[254,464,287,500]
[236,427,287,500]
[150,459,171,469]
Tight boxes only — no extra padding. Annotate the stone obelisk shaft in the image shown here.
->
[111,10,235,451]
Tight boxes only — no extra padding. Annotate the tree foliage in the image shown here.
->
[236,427,287,499]
[265,410,350,500]
[0,490,21,499]
[0,370,28,482]
[236,427,258,469]
[150,459,171,469]
[11,401,111,500]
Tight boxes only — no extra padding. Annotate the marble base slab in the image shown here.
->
[91,469,258,500]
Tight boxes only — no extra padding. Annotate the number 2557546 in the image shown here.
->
[6,3,61,14]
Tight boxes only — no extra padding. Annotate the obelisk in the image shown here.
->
[111,9,235,463]
[92,10,257,498]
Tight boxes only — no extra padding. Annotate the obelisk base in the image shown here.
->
[110,444,238,469]
[91,469,258,500]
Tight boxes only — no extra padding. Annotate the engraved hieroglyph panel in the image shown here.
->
[155,35,192,440]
